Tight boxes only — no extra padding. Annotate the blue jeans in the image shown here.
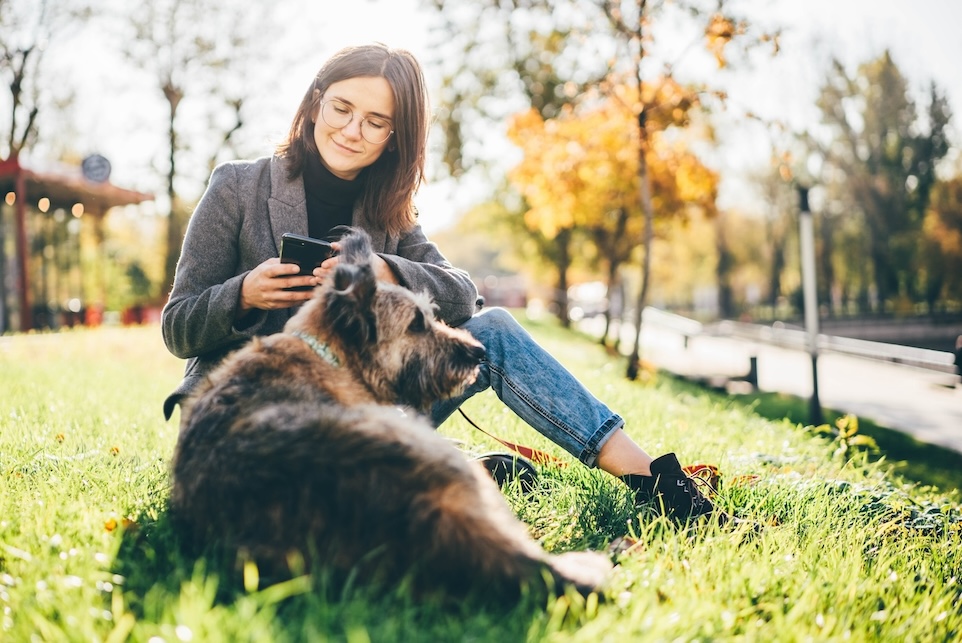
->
[431,307,624,467]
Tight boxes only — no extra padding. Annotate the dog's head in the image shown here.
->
[286,229,485,410]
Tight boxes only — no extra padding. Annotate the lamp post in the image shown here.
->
[797,185,823,425]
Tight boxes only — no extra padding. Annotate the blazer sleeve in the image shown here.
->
[378,224,480,326]
[161,162,271,359]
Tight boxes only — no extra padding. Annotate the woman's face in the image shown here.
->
[313,76,395,181]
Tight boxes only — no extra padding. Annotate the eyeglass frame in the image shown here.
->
[317,98,395,145]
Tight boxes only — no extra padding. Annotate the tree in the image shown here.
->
[424,1,612,178]
[506,78,718,329]
[0,0,90,161]
[118,0,276,296]
[923,175,962,306]
[425,0,778,378]
[708,207,769,317]
[506,99,638,327]
[814,51,951,311]
[602,2,775,376]
[750,158,796,313]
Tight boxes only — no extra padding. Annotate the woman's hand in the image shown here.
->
[369,254,399,284]
[238,258,316,313]
[239,247,402,317]
[313,244,399,285]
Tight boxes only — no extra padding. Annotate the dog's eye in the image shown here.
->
[408,309,427,333]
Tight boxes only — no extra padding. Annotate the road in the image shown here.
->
[578,317,962,455]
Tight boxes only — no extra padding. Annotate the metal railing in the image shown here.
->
[704,319,958,375]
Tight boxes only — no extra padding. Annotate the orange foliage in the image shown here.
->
[705,14,745,68]
[506,78,718,241]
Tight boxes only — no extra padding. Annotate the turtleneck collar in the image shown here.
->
[303,152,365,206]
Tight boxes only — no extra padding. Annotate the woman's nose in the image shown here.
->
[341,117,363,139]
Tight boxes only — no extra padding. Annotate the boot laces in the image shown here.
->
[666,472,712,514]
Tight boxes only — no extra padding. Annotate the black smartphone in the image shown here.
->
[280,233,335,291]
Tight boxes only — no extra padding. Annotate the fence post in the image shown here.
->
[798,185,823,425]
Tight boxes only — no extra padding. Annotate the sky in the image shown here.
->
[41,0,962,233]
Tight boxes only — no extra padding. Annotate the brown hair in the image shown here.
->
[276,44,429,237]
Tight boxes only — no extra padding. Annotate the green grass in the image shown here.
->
[723,387,962,494]
[2,321,961,641]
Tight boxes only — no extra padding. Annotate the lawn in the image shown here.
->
[1,320,960,641]
[724,386,962,493]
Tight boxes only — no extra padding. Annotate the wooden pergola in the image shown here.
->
[0,156,154,332]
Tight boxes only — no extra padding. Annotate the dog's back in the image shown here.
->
[170,230,612,601]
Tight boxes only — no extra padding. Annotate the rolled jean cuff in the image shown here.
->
[579,414,625,468]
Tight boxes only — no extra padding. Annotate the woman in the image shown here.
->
[161,43,726,524]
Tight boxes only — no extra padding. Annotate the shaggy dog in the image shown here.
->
[169,230,611,600]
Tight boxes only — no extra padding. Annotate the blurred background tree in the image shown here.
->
[922,173,962,306]
[811,51,951,314]
[117,0,279,296]
[0,0,90,161]
[506,77,717,340]
[423,0,777,375]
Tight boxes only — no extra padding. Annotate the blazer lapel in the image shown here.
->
[268,155,389,253]
[267,155,309,254]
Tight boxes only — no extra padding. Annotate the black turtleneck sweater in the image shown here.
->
[303,153,365,241]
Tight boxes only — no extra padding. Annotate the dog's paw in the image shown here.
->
[550,550,613,595]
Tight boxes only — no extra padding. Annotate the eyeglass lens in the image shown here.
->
[321,100,393,144]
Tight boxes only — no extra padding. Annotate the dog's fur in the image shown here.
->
[170,230,611,600]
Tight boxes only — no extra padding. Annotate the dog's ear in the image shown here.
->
[326,263,378,347]
[335,229,373,266]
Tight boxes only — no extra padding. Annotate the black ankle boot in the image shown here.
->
[620,453,725,522]
[474,452,538,494]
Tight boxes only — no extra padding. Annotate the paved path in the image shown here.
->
[579,319,962,455]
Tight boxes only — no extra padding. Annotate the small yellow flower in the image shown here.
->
[110,446,120,456]
[55,433,65,443]
[104,518,118,532]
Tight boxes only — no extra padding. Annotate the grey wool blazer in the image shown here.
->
[161,155,480,419]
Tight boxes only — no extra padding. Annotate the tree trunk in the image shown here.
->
[601,266,617,347]
[627,147,655,380]
[555,227,572,328]
[626,0,654,380]
[716,212,734,319]
[600,207,629,347]
[768,218,785,311]
[162,83,184,297]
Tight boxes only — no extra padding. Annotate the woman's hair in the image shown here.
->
[276,43,430,237]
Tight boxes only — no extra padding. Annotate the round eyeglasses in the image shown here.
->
[318,99,395,145]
